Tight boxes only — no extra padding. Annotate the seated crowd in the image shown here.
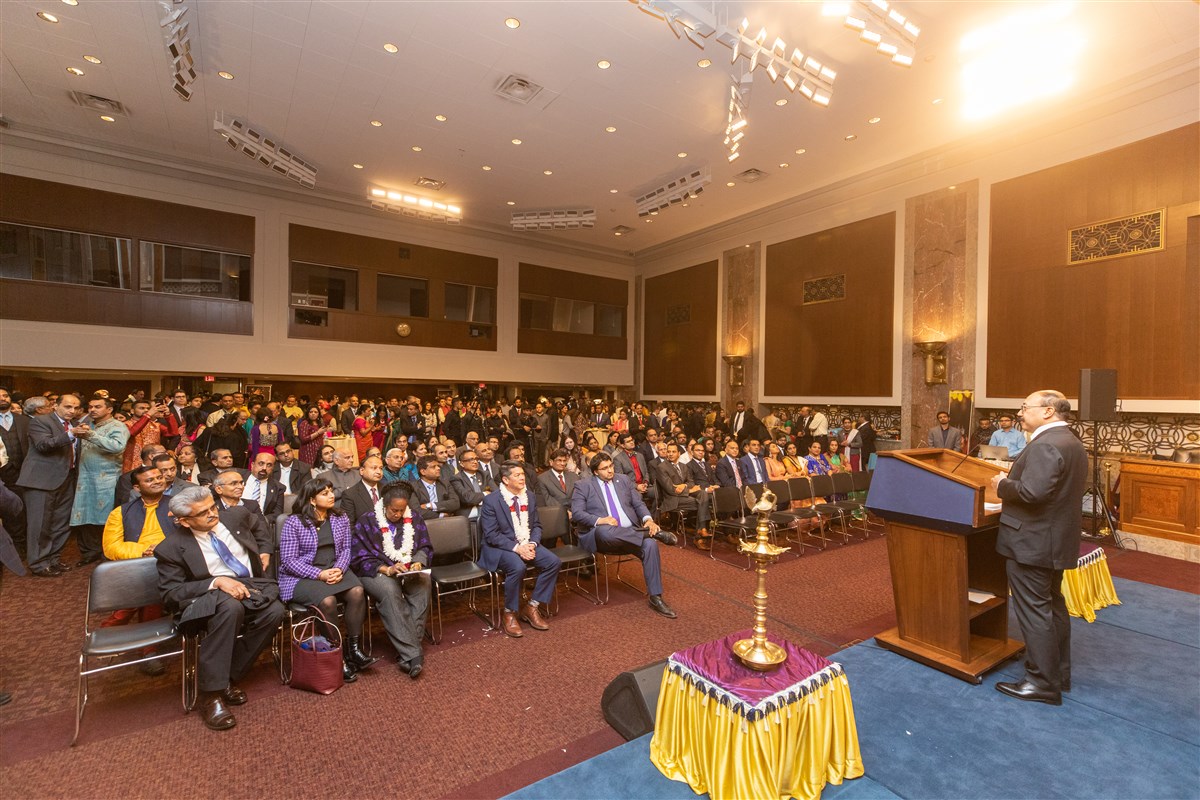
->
[0,385,882,729]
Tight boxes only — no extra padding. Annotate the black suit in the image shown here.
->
[243,476,286,519]
[155,508,285,692]
[16,413,80,570]
[0,414,30,552]
[339,481,380,528]
[535,469,577,508]
[410,477,460,518]
[995,424,1088,693]
[216,500,272,559]
[271,459,313,494]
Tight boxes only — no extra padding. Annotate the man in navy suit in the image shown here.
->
[715,439,743,488]
[990,390,1088,706]
[571,452,678,618]
[479,460,561,638]
[738,439,769,486]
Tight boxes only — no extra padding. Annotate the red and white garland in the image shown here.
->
[375,497,416,565]
[501,487,532,545]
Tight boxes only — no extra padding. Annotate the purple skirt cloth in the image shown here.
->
[1077,540,1104,567]
[668,630,840,720]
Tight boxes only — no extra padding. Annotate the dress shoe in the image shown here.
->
[221,684,247,706]
[344,636,379,671]
[52,560,74,572]
[31,566,62,578]
[648,595,677,619]
[342,661,358,683]
[995,680,1061,706]
[695,536,712,551]
[138,659,167,677]
[200,693,237,731]
[74,555,101,568]
[408,659,423,680]
[519,603,550,631]
[501,610,524,638]
[652,530,678,547]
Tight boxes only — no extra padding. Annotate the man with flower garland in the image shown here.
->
[479,460,561,637]
[350,481,432,678]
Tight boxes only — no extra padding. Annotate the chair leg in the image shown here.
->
[71,653,87,747]
[431,586,443,644]
[183,635,199,712]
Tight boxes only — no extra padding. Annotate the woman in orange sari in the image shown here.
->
[764,441,790,480]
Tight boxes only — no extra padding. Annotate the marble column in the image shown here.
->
[722,243,760,414]
[902,182,978,447]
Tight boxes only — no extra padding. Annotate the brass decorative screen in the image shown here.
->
[665,303,691,325]
[1068,208,1164,264]
[802,274,846,305]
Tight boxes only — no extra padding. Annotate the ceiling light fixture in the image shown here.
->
[37,11,59,22]
[726,181,735,187]
[482,165,492,171]
[214,111,317,189]
[677,152,687,158]
[66,67,84,76]
[868,116,881,123]
[383,43,398,53]
[435,114,447,121]
[779,162,790,168]
[371,119,383,127]
[844,133,857,140]
[506,201,516,205]
[411,145,422,152]
[635,167,710,218]
[511,208,596,231]
[352,163,364,169]
[931,97,943,105]
[61,0,78,5]
[159,2,196,101]
[775,98,787,106]
[823,0,920,67]
[218,71,234,80]
[511,138,522,144]
[99,115,115,122]
[597,59,611,69]
[370,187,462,224]
[543,170,553,175]
[605,126,617,133]
[609,189,619,193]
[83,55,102,64]
[795,148,807,154]
[698,58,711,68]
[504,17,520,29]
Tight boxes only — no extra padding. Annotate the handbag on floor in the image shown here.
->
[289,608,344,694]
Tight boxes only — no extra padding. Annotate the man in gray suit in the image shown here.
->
[990,389,1088,706]
[535,449,577,508]
[927,410,964,451]
[17,394,84,576]
[612,433,655,509]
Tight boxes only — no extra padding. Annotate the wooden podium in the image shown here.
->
[866,449,1024,683]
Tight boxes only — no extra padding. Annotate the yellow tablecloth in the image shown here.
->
[1062,544,1121,623]
[650,635,863,800]
[325,435,359,467]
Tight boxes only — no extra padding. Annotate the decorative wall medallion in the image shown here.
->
[802,274,846,305]
[666,303,691,325]
[1068,208,1164,264]
[395,322,411,337]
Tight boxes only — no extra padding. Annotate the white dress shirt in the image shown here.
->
[194,522,253,584]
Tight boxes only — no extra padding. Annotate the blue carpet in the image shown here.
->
[506,580,1200,800]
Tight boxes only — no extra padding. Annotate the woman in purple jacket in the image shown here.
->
[279,477,378,682]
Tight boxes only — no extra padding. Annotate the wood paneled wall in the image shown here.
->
[987,123,1200,400]
[517,263,627,360]
[642,260,718,396]
[287,224,498,350]
[763,214,896,397]
[0,173,255,334]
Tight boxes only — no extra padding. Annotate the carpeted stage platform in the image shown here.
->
[505,577,1200,800]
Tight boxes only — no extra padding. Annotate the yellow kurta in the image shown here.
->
[102,501,168,560]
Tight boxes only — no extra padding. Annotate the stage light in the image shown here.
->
[510,208,597,231]
[214,112,317,189]
[369,187,463,224]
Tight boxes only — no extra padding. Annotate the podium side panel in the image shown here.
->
[866,458,978,527]
[887,522,969,661]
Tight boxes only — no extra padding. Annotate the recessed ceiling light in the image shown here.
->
[924,54,936,63]
[37,11,59,22]
[868,116,881,124]
[726,181,735,187]
[543,170,553,175]
[352,163,364,169]
[844,134,857,141]
[650,210,659,216]
[99,115,115,123]
[949,185,957,190]
[645,219,653,223]
[597,60,611,69]
[383,43,398,53]
[609,189,618,193]
[217,71,234,80]
[411,145,422,152]
[505,17,520,29]
[511,138,522,145]
[506,201,516,205]
[435,114,447,122]
[83,55,102,64]
[66,67,84,76]
[61,0,78,5]
[681,202,688,207]
[932,98,943,105]
[697,58,712,68]
[482,165,492,171]
[370,120,383,127]
[677,152,687,158]
[775,99,787,106]
[779,162,790,168]
[614,232,623,236]
[795,148,807,155]
[605,126,616,133]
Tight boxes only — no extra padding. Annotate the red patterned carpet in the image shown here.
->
[0,533,1192,799]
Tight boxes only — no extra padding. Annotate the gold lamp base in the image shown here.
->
[733,637,788,671]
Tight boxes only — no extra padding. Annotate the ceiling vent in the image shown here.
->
[494,75,544,105]
[69,91,129,116]
[414,176,445,190]
[735,168,769,183]
[612,225,635,235]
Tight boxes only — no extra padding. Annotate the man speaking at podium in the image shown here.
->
[989,390,1087,706]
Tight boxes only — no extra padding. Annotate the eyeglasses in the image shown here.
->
[182,504,218,519]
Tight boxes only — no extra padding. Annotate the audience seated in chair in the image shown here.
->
[654,442,710,547]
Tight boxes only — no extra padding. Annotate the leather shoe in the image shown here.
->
[695,536,712,551]
[200,693,236,731]
[652,530,678,546]
[31,566,62,578]
[342,661,358,683]
[519,602,550,631]
[995,680,1061,706]
[74,555,101,568]
[221,684,247,705]
[408,659,423,680]
[501,610,524,638]
[52,560,74,572]
[648,595,677,619]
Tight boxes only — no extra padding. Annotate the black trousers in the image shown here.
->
[197,593,286,692]
[1006,559,1069,692]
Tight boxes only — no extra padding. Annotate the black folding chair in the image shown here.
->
[810,474,854,544]
[761,479,822,554]
[425,516,494,643]
[787,477,831,550]
[73,557,183,746]
[542,504,601,608]
[707,486,757,570]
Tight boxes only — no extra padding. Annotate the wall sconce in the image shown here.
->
[723,355,745,387]
[914,341,947,385]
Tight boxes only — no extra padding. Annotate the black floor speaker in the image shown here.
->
[1079,369,1118,421]
[601,659,667,740]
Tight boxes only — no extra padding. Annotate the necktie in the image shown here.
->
[557,473,566,491]
[604,482,631,527]
[209,532,251,577]
[428,484,437,506]
[732,457,743,488]
[370,486,379,503]
[630,455,643,483]
[510,495,521,526]
[675,463,683,484]
[753,457,764,483]
[246,479,260,502]
[0,413,10,430]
